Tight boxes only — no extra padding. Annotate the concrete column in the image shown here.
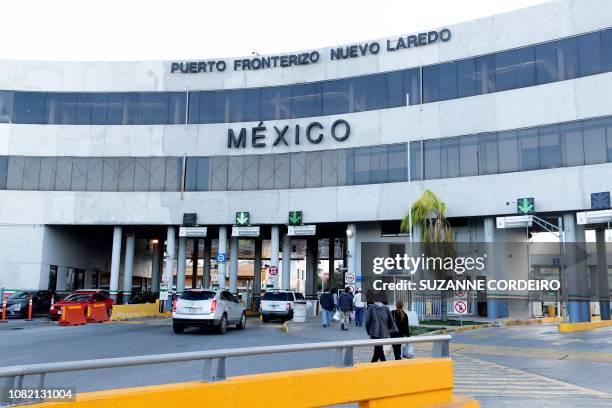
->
[218,227,227,287]
[282,234,292,290]
[564,213,590,323]
[151,242,160,293]
[229,236,239,294]
[191,239,199,289]
[328,238,335,289]
[596,228,611,320]
[346,224,357,281]
[253,238,262,310]
[164,227,176,286]
[270,226,280,288]
[122,233,135,304]
[484,218,503,319]
[203,238,212,289]
[109,226,122,302]
[305,237,318,298]
[177,236,187,295]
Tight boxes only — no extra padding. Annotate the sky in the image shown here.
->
[1,0,553,61]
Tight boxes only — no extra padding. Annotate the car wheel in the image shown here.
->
[261,315,270,323]
[236,312,247,330]
[173,322,184,334]
[217,314,228,334]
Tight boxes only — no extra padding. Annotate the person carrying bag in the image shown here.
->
[391,301,412,360]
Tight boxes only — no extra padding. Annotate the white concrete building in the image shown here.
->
[0,0,610,321]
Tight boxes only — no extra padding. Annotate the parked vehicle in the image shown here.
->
[260,290,304,322]
[6,290,53,318]
[49,290,113,321]
[172,289,246,334]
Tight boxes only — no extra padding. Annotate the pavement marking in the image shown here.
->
[453,354,612,399]
[354,347,611,400]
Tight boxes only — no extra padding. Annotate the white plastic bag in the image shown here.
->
[402,343,415,359]
[333,310,341,321]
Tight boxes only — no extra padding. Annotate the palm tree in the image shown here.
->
[401,190,454,320]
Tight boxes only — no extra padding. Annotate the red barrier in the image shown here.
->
[26,293,33,321]
[0,295,6,323]
[59,305,87,326]
[86,302,109,323]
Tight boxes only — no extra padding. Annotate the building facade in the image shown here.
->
[0,0,611,321]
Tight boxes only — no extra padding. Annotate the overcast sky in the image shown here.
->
[2,0,552,61]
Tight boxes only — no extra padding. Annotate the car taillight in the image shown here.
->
[172,298,177,312]
[211,299,217,312]
[286,302,291,311]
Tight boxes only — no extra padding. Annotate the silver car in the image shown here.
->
[172,289,246,334]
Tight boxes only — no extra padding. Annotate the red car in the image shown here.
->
[49,290,114,321]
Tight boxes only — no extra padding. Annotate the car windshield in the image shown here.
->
[63,293,92,302]
[8,291,29,299]
[180,291,215,301]
[262,292,291,301]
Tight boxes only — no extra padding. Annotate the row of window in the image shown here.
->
[0,156,182,192]
[0,28,611,125]
[184,144,407,191]
[410,116,612,180]
[422,30,612,102]
[1,116,612,191]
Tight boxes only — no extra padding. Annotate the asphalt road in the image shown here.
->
[2,317,612,408]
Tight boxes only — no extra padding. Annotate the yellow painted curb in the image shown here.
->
[558,319,612,333]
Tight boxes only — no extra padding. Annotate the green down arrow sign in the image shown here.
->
[517,198,534,215]
[235,211,250,226]
[288,211,303,226]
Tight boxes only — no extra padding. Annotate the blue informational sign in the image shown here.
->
[356,275,363,281]
[217,253,226,263]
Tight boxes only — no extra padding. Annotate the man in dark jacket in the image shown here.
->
[338,287,354,331]
[364,293,397,362]
[319,289,335,327]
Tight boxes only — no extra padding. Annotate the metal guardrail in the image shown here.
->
[0,335,451,406]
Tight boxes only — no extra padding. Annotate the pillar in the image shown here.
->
[218,227,227,288]
[484,217,508,319]
[282,234,291,290]
[229,236,239,294]
[203,238,212,289]
[164,227,176,286]
[564,213,590,323]
[253,238,262,310]
[109,226,122,302]
[151,242,160,293]
[596,228,610,320]
[328,238,335,289]
[346,223,356,281]
[191,239,199,289]
[270,226,280,288]
[305,237,318,298]
[177,236,187,295]
[122,233,135,304]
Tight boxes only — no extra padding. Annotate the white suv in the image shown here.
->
[260,290,304,322]
[172,289,246,334]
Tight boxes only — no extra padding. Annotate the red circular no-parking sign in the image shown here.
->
[454,301,467,314]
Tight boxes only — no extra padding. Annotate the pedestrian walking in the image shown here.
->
[337,287,353,331]
[319,288,335,327]
[364,293,397,362]
[391,301,411,360]
[353,289,366,327]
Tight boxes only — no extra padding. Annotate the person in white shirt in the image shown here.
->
[352,289,367,327]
